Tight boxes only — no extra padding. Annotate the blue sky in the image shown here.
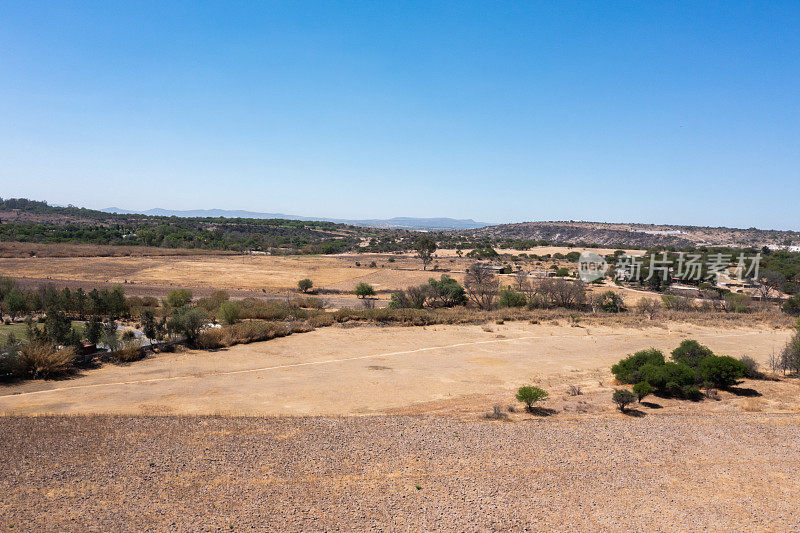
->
[1,1,799,229]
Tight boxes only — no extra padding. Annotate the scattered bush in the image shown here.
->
[515,385,549,412]
[567,384,582,396]
[165,289,193,309]
[599,291,625,313]
[612,389,636,412]
[114,340,144,363]
[168,307,208,344]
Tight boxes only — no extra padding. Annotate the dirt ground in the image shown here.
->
[0,322,793,417]
[0,245,641,297]
[1,413,799,531]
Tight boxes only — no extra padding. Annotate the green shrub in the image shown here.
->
[165,289,193,309]
[168,307,208,344]
[498,287,527,308]
[599,291,625,313]
[782,294,800,316]
[639,362,697,392]
[298,278,313,293]
[218,301,241,326]
[355,282,375,298]
[632,381,653,402]
[612,389,636,412]
[671,339,714,368]
[682,385,703,401]
[698,355,746,389]
[515,385,549,412]
[611,348,665,384]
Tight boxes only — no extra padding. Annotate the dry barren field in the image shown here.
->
[0,322,793,416]
[2,322,799,530]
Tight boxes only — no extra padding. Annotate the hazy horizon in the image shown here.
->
[2,2,799,230]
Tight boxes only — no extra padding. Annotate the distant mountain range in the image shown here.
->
[101,207,489,231]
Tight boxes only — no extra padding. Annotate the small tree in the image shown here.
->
[218,301,241,326]
[515,385,549,412]
[165,289,193,309]
[355,282,375,299]
[84,315,103,345]
[632,381,653,402]
[612,389,637,412]
[3,290,27,321]
[140,310,159,343]
[414,236,437,271]
[298,278,313,293]
[168,307,208,345]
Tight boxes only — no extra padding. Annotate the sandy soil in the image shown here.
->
[0,322,792,417]
[1,413,799,531]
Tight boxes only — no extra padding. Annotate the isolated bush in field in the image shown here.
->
[640,362,696,393]
[739,355,762,379]
[218,301,241,325]
[515,385,549,412]
[18,343,75,378]
[698,355,746,389]
[165,289,193,309]
[567,384,582,396]
[498,287,527,308]
[612,389,636,412]
[636,298,660,319]
[298,278,313,293]
[632,381,653,402]
[355,282,375,299]
[611,348,665,384]
[671,339,714,368]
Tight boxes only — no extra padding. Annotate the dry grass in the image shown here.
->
[18,343,75,378]
[195,320,313,349]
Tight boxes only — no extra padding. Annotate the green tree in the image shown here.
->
[498,287,526,308]
[698,355,747,389]
[611,348,665,384]
[632,381,653,402]
[84,315,103,345]
[783,294,800,316]
[3,290,28,320]
[515,385,549,412]
[140,310,158,343]
[218,301,241,325]
[671,339,714,368]
[298,278,313,293]
[165,289,193,309]
[168,307,208,344]
[414,236,437,271]
[612,389,637,412]
[427,275,466,307]
[355,282,375,299]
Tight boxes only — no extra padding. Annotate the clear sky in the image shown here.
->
[1,1,799,229]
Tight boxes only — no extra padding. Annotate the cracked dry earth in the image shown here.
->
[1,414,799,531]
